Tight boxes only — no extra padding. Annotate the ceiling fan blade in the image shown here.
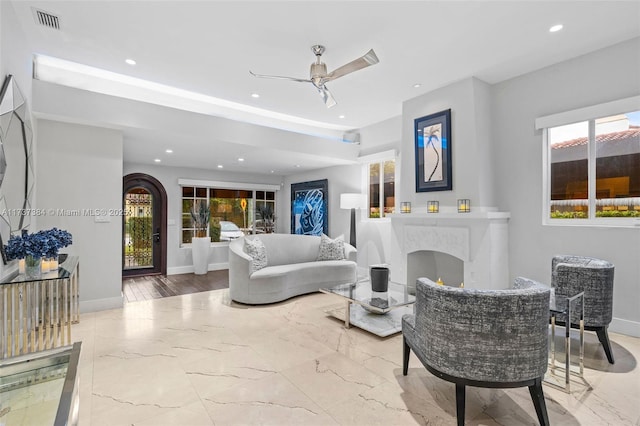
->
[325,49,379,81]
[316,85,337,108]
[249,71,311,83]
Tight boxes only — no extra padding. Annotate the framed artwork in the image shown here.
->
[414,109,452,192]
[291,179,328,236]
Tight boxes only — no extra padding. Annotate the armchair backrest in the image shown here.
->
[551,255,614,327]
[413,277,550,383]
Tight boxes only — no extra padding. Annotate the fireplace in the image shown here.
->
[389,211,510,291]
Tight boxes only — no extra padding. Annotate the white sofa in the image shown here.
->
[228,233,357,304]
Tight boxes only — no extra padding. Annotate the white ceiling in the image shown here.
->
[9,1,640,174]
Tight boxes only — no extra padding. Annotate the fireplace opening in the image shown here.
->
[407,250,464,292]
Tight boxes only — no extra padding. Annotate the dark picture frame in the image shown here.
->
[414,109,452,192]
[291,179,328,236]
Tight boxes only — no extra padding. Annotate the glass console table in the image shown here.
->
[0,255,79,359]
[0,341,81,425]
[545,289,586,393]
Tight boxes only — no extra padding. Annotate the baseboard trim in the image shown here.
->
[80,295,123,313]
[610,317,640,338]
[167,262,228,276]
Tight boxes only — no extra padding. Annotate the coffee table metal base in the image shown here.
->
[325,302,413,337]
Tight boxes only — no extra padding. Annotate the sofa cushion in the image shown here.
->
[245,238,268,272]
[316,234,345,261]
[249,260,356,293]
[257,234,321,266]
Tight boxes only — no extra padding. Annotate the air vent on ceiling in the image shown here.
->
[33,8,60,30]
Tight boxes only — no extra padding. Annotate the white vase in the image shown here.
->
[191,237,211,275]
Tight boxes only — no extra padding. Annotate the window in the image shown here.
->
[541,101,640,224]
[180,183,277,244]
[368,159,395,218]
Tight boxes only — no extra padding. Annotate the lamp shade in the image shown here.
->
[340,193,366,210]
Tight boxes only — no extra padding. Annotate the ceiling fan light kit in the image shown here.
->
[250,45,379,108]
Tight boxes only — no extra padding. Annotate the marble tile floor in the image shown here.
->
[69,289,640,425]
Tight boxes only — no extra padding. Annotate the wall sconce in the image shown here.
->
[400,202,412,213]
[457,199,471,213]
[427,201,439,213]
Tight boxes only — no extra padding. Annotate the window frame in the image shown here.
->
[178,179,279,246]
[538,96,640,228]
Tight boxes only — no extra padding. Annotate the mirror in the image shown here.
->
[0,75,35,264]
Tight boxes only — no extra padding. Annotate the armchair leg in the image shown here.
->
[528,377,549,426]
[455,383,465,426]
[402,337,410,376]
[595,326,615,364]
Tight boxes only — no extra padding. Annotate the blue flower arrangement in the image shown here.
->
[4,228,73,261]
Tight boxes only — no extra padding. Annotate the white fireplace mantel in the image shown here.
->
[388,212,511,290]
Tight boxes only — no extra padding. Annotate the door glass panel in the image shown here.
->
[369,163,380,218]
[383,160,395,215]
[124,188,154,269]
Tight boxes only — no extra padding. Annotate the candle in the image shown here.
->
[400,202,412,213]
[457,199,471,213]
[41,259,50,273]
[427,201,439,213]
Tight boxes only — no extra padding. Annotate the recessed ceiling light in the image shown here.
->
[154,158,161,163]
[238,158,245,162]
[125,58,136,65]
[165,149,173,153]
[549,24,563,33]
[338,115,345,119]
[270,170,275,174]
[295,164,301,168]
[217,164,224,169]
[251,93,260,98]
[413,83,421,88]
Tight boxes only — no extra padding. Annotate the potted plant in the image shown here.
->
[190,200,210,275]
[257,204,276,233]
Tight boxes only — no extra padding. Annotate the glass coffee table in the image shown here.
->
[320,279,415,337]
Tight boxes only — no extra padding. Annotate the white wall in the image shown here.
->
[0,0,35,281]
[123,162,283,274]
[0,1,32,102]
[358,115,402,156]
[400,77,496,212]
[492,38,640,336]
[36,119,124,312]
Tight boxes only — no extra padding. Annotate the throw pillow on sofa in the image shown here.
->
[317,234,345,261]
[245,238,268,272]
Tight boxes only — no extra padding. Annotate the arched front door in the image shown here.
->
[123,173,167,277]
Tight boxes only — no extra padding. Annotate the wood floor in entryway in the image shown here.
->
[122,270,229,303]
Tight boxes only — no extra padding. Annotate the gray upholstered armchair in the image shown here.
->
[402,277,551,426]
[551,255,615,364]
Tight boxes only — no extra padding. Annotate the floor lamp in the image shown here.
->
[340,193,366,248]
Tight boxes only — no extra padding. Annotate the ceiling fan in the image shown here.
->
[250,45,379,108]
